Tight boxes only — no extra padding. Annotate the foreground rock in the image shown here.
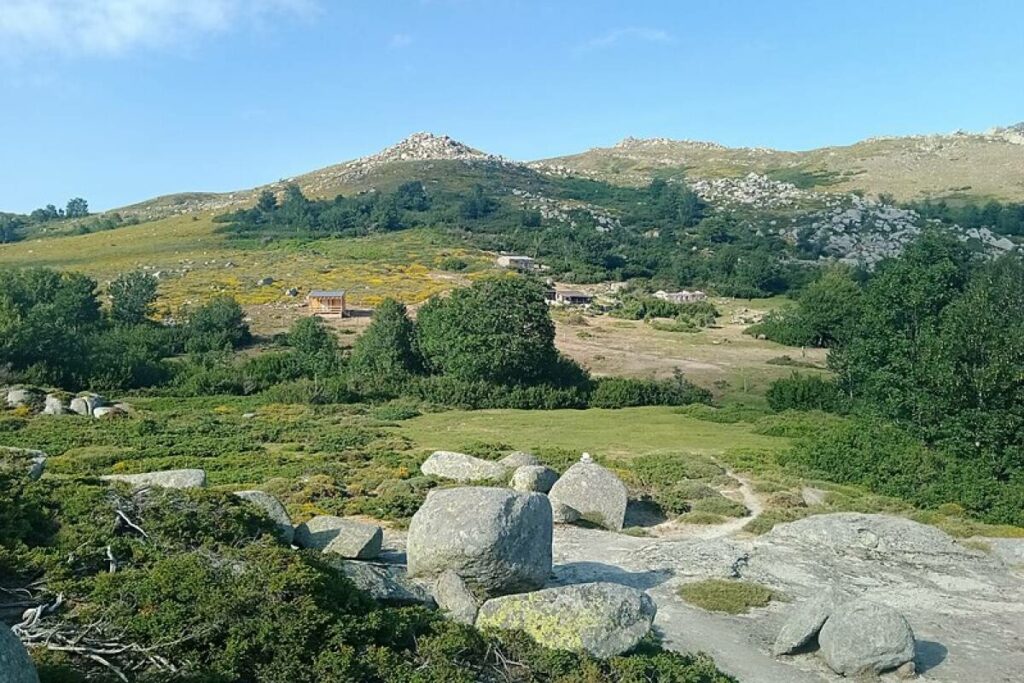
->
[420,451,507,482]
[434,570,479,625]
[294,516,382,559]
[818,598,915,676]
[328,559,435,606]
[0,447,47,480]
[772,588,851,656]
[102,468,207,489]
[510,465,559,493]
[476,582,656,658]
[0,622,39,683]
[234,490,294,544]
[407,487,552,596]
[548,461,628,530]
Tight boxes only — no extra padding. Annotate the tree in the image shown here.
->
[184,296,251,353]
[109,270,158,325]
[256,190,278,213]
[415,278,560,385]
[65,197,89,218]
[794,266,863,347]
[288,316,340,376]
[348,299,421,396]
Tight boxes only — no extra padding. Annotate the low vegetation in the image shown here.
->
[677,580,777,614]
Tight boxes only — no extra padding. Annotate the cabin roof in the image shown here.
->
[308,290,346,298]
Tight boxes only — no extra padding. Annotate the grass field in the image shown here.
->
[0,215,495,332]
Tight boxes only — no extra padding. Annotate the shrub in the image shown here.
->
[590,372,711,409]
[677,579,776,614]
[690,495,748,518]
[677,511,727,525]
[766,373,848,413]
[182,296,251,353]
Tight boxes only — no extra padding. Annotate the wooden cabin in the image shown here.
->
[553,290,593,307]
[307,290,346,316]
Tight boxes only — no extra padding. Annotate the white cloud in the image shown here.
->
[577,27,673,54]
[0,0,316,56]
[388,33,413,49]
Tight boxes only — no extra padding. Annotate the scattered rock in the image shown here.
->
[284,287,299,297]
[93,406,125,419]
[0,447,47,481]
[257,277,275,286]
[234,490,294,544]
[241,412,257,419]
[42,394,67,416]
[0,621,39,683]
[329,559,435,606]
[548,461,628,531]
[5,387,40,409]
[499,451,540,469]
[476,582,656,658]
[102,468,207,489]
[510,465,559,493]
[420,450,507,482]
[294,516,383,559]
[407,487,553,596]
[434,570,479,625]
[818,598,916,676]
[801,487,829,507]
[772,588,851,656]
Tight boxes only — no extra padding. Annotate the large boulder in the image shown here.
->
[499,451,540,469]
[69,393,105,417]
[0,447,47,481]
[407,487,552,596]
[818,598,915,676]
[434,570,479,625]
[42,394,67,416]
[234,490,294,544]
[0,622,39,683]
[102,468,207,490]
[510,465,559,493]
[294,516,382,559]
[548,461,628,531]
[93,406,126,420]
[5,387,40,410]
[772,588,851,656]
[329,559,435,606]
[476,582,656,658]
[420,451,507,482]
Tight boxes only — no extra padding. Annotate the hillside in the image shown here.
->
[535,124,1024,202]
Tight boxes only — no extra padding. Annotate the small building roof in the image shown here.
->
[556,289,591,298]
[308,290,346,298]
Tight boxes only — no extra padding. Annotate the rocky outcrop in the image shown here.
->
[102,468,207,489]
[70,393,105,417]
[294,516,382,559]
[5,387,40,409]
[420,451,507,482]
[234,490,294,545]
[817,598,915,676]
[548,461,628,531]
[42,394,67,415]
[434,570,479,626]
[510,465,559,493]
[476,582,656,658]
[0,622,39,683]
[93,406,125,419]
[407,487,552,596]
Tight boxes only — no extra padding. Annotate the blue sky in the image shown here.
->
[1,0,1021,213]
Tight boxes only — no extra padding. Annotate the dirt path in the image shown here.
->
[645,468,765,541]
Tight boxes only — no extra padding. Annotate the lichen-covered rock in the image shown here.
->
[548,462,628,530]
[234,490,294,544]
[476,582,656,658]
[294,516,382,559]
[0,447,47,481]
[434,570,479,625]
[499,451,540,469]
[5,387,40,409]
[407,487,552,596]
[102,468,207,489]
[772,588,851,655]
[0,622,39,683]
[818,598,915,676]
[510,465,559,493]
[420,451,507,482]
[328,559,435,606]
[551,501,581,524]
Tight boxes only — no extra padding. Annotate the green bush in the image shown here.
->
[590,373,711,409]
[690,495,748,518]
[677,579,776,614]
[766,373,848,413]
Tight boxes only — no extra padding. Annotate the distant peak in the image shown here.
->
[613,136,726,151]
[356,132,501,164]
